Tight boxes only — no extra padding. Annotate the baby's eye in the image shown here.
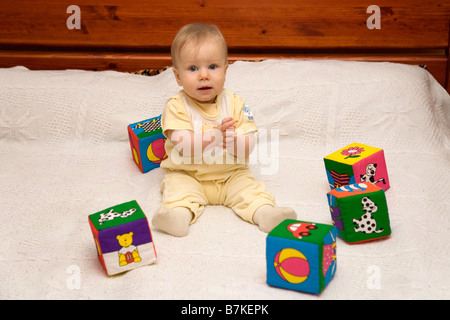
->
[209,64,217,70]
[189,66,198,72]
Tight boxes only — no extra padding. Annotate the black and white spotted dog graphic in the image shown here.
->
[353,196,384,234]
[360,163,386,185]
[98,208,137,225]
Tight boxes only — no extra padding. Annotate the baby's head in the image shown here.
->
[171,23,228,103]
[171,23,228,69]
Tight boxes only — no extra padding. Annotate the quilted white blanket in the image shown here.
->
[1,60,449,300]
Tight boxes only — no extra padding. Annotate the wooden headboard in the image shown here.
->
[1,0,449,92]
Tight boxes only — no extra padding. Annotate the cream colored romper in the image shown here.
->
[160,89,274,223]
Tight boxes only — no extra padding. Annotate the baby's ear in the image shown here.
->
[173,68,183,86]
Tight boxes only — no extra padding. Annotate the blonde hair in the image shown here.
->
[171,23,228,67]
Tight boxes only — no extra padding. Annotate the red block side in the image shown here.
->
[88,217,108,275]
[127,126,144,173]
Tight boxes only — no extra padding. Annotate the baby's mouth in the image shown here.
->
[198,86,212,91]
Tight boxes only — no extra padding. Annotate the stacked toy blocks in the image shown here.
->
[89,200,157,276]
[266,219,337,294]
[327,182,391,243]
[128,115,167,173]
[324,142,390,191]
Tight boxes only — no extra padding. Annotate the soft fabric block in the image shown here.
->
[128,115,167,173]
[324,142,390,191]
[266,219,337,294]
[89,200,157,276]
[327,182,391,243]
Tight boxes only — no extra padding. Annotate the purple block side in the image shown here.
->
[98,218,152,254]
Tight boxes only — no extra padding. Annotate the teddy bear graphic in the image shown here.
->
[116,232,142,266]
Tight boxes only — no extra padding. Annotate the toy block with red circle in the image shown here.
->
[88,200,157,276]
[327,182,391,244]
[127,115,167,173]
[324,143,390,191]
[266,219,337,294]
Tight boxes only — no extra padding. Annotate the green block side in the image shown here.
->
[324,158,356,189]
[336,196,361,241]
[366,190,391,235]
[324,158,354,176]
[89,200,146,231]
[269,219,335,244]
[337,190,391,243]
[318,242,324,292]
[137,128,163,139]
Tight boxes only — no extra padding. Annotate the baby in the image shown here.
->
[152,23,296,237]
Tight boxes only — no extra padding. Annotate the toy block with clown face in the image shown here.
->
[266,219,337,294]
[128,115,167,173]
[327,182,391,243]
[324,143,390,191]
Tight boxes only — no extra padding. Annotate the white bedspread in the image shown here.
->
[1,60,449,300]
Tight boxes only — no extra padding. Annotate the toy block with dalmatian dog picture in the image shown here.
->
[266,219,337,294]
[89,200,157,276]
[127,114,167,173]
[327,182,391,243]
[324,143,390,191]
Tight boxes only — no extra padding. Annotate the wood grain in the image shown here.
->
[1,0,449,50]
[0,0,449,91]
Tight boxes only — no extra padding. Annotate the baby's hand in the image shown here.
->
[217,117,236,148]
[218,117,235,132]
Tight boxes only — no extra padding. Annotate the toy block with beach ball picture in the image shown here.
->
[324,143,390,191]
[88,200,157,276]
[327,182,391,243]
[128,115,167,173]
[266,219,337,294]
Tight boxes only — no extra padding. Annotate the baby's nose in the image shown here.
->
[199,68,210,79]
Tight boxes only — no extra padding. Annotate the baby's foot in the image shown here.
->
[152,207,193,237]
[253,205,297,233]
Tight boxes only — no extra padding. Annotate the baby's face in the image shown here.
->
[173,39,227,103]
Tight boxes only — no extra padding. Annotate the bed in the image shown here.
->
[1,0,449,301]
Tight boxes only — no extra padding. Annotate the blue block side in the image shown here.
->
[325,168,356,190]
[327,193,336,207]
[128,115,162,133]
[139,132,166,173]
[266,236,320,294]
